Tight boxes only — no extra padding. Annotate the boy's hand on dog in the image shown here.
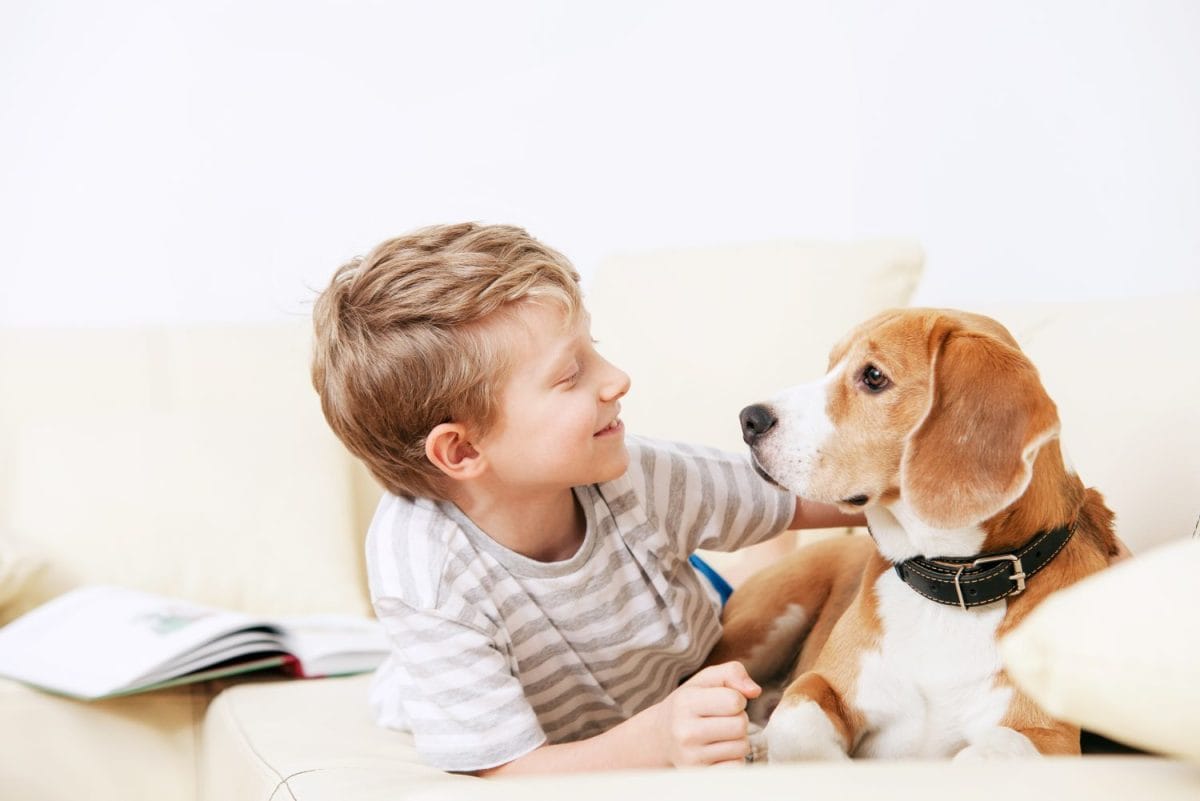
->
[649,661,760,767]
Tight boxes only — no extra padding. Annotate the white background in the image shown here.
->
[2,0,1197,326]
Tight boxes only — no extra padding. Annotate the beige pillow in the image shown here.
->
[588,239,924,455]
[960,294,1200,555]
[1001,537,1200,761]
[2,409,369,617]
[0,323,371,617]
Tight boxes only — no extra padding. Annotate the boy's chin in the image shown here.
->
[593,445,631,483]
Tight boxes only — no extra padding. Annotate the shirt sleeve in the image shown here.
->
[370,595,547,772]
[628,436,795,555]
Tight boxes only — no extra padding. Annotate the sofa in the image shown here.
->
[1,240,1197,800]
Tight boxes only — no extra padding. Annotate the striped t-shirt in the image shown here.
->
[365,435,794,772]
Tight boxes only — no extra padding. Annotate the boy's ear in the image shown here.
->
[425,423,485,482]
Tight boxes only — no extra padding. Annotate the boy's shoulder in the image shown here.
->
[620,433,751,477]
[604,434,761,516]
[364,492,467,612]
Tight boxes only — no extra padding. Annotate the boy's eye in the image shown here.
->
[560,366,582,385]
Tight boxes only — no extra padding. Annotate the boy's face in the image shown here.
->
[474,302,631,492]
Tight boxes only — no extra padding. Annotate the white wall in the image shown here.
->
[1,0,1197,326]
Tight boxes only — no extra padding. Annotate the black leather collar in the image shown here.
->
[890,522,1076,610]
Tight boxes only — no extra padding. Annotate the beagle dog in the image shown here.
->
[710,308,1120,761]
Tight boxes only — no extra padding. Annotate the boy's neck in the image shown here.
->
[448,484,586,564]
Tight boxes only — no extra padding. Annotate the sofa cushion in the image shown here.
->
[1002,538,1200,762]
[0,676,205,801]
[405,755,1199,801]
[200,674,468,801]
[199,676,1200,801]
[0,323,371,616]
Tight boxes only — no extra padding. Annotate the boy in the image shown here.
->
[311,222,862,775]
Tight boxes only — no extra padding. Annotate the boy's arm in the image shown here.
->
[716,499,864,588]
[473,661,760,776]
[790,497,866,530]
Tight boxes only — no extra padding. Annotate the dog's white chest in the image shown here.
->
[853,571,1012,758]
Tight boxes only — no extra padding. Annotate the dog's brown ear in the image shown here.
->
[901,323,1060,529]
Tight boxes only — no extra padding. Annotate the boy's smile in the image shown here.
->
[594,417,624,437]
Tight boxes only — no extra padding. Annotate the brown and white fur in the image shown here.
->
[709,308,1119,761]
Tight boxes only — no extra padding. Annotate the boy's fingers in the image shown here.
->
[700,737,752,765]
[692,687,748,717]
[687,661,761,698]
[696,711,750,742]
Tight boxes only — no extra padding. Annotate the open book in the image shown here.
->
[0,585,390,700]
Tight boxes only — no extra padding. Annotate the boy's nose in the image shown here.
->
[603,364,631,401]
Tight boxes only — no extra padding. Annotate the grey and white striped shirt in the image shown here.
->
[365,435,794,772]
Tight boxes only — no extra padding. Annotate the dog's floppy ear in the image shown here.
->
[901,321,1060,529]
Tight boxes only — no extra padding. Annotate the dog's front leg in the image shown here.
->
[957,688,1082,759]
[763,671,858,761]
[955,721,1080,760]
[1017,723,1082,755]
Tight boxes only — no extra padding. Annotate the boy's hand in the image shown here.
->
[650,661,761,767]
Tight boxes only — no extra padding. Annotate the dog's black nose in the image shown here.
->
[739,404,777,444]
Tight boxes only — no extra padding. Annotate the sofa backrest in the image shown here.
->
[0,323,373,618]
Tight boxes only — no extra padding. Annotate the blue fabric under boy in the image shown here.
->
[689,553,733,606]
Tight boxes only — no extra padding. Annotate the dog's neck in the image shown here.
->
[867,441,1085,562]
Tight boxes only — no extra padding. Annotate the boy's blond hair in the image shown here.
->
[312,222,582,500]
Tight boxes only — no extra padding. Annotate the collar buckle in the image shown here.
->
[934,553,1027,611]
[972,553,1027,594]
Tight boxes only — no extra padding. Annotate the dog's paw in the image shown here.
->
[953,727,1040,760]
[746,723,769,763]
[747,684,783,726]
[763,699,850,762]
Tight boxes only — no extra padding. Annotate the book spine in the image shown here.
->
[281,654,305,679]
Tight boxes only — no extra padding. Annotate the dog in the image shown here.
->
[708,308,1120,761]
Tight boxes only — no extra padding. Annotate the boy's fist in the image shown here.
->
[653,661,761,767]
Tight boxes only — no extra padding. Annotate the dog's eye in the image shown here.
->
[861,365,890,392]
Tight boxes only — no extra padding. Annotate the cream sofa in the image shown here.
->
[1,241,1197,800]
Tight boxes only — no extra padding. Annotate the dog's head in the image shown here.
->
[742,308,1061,540]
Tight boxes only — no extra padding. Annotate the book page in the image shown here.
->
[137,629,289,686]
[103,655,295,698]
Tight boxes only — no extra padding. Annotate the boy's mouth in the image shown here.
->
[594,417,623,437]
